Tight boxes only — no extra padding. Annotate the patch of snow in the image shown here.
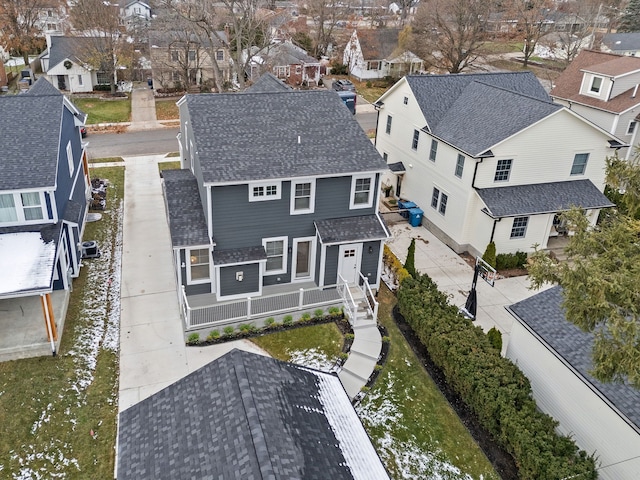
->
[288,348,337,372]
[0,232,56,295]
[11,442,80,479]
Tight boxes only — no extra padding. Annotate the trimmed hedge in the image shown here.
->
[397,274,597,480]
[496,251,528,270]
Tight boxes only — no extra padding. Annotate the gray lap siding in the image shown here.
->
[219,263,260,297]
[361,241,381,284]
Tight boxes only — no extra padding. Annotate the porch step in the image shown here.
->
[338,369,367,399]
[351,337,382,360]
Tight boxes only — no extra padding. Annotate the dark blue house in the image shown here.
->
[165,88,389,329]
[0,78,91,355]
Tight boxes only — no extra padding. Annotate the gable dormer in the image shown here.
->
[579,71,612,100]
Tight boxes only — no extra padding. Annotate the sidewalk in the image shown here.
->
[385,220,551,353]
[127,85,165,131]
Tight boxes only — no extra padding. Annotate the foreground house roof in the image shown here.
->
[550,50,640,113]
[117,349,389,479]
[404,72,559,157]
[476,179,615,218]
[182,90,387,185]
[507,287,640,431]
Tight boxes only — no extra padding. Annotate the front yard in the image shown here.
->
[0,167,124,479]
[71,97,131,124]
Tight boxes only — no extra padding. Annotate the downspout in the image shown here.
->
[471,158,484,189]
[373,105,381,147]
[489,218,501,244]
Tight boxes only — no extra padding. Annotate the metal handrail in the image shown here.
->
[359,272,379,321]
[337,274,357,324]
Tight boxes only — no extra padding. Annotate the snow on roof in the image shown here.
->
[0,232,56,296]
[315,371,390,479]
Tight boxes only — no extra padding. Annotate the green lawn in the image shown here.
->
[165,152,180,158]
[158,160,181,173]
[0,167,124,478]
[155,99,180,120]
[88,156,124,164]
[72,97,131,124]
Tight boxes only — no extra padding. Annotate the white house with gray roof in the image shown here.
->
[375,72,620,257]
[506,287,640,480]
[164,88,389,330]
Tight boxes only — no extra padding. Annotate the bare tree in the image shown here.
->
[70,0,133,94]
[305,0,352,58]
[411,0,494,73]
[0,0,52,65]
[506,0,554,67]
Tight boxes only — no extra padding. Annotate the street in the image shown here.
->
[86,111,378,158]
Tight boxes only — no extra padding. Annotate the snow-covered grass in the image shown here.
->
[0,167,124,479]
[355,286,499,480]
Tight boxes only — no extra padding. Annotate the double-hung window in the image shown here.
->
[385,115,392,134]
[494,159,512,182]
[291,179,315,214]
[571,153,589,175]
[628,121,637,135]
[0,192,45,223]
[412,130,419,150]
[21,193,44,221]
[510,217,529,238]
[429,139,438,162]
[0,194,18,223]
[431,187,448,215]
[188,248,210,282]
[350,174,374,209]
[455,154,465,178]
[263,237,287,274]
[216,50,224,61]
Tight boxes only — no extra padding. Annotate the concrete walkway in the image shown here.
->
[117,154,267,412]
[338,316,382,399]
[385,219,551,353]
[128,86,164,131]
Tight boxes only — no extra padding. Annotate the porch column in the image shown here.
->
[40,293,58,356]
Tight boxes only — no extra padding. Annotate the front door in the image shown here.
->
[292,237,315,281]
[338,244,361,285]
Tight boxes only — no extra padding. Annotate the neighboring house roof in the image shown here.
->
[550,50,640,113]
[404,73,559,157]
[148,29,227,49]
[265,41,318,66]
[315,215,390,244]
[46,35,104,70]
[184,91,387,184]
[62,200,83,224]
[117,349,390,480]
[162,169,210,248]
[354,28,401,60]
[0,93,64,190]
[507,286,640,431]
[25,76,62,96]
[0,224,60,297]
[476,179,615,218]
[246,72,292,93]
[602,32,640,52]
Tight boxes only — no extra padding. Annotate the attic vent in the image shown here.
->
[298,135,301,144]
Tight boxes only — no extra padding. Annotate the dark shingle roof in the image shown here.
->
[0,94,64,190]
[355,28,401,60]
[162,169,210,247]
[212,245,266,265]
[387,161,405,173]
[47,35,105,70]
[24,77,63,96]
[315,215,390,244]
[508,287,640,430]
[62,200,83,224]
[246,72,292,93]
[264,41,318,66]
[117,349,389,480]
[602,33,640,52]
[405,73,558,156]
[186,91,387,184]
[476,179,615,218]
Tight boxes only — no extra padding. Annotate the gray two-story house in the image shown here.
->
[164,89,389,329]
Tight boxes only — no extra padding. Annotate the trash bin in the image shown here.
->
[408,208,423,227]
[398,200,417,218]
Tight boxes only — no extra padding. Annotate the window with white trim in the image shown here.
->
[249,181,281,201]
[0,192,45,223]
[429,139,438,161]
[263,237,287,274]
[78,75,83,86]
[494,159,512,182]
[350,174,374,209]
[571,153,589,175]
[21,193,44,221]
[510,216,528,238]
[590,76,603,93]
[627,121,637,135]
[403,96,408,105]
[188,248,210,282]
[0,194,17,223]
[188,50,196,61]
[411,129,419,150]
[216,50,224,61]
[455,154,465,178]
[385,115,392,134]
[290,179,315,214]
[171,50,179,62]
[66,141,74,176]
[431,187,448,215]
[383,152,388,162]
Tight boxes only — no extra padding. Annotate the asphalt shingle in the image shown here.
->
[508,286,640,430]
[184,90,387,184]
[315,215,390,244]
[245,72,292,93]
[476,179,615,218]
[212,245,266,265]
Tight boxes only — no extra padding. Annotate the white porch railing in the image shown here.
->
[181,285,342,331]
[337,274,357,325]
[358,272,379,321]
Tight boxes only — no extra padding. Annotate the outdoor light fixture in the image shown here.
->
[368,246,373,254]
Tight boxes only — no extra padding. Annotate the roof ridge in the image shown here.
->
[232,350,277,480]
[470,79,556,105]
[406,71,530,80]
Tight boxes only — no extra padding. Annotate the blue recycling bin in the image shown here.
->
[408,208,423,227]
[398,200,417,218]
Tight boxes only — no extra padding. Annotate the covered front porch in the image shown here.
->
[0,290,69,362]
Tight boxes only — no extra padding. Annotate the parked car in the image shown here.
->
[332,79,355,92]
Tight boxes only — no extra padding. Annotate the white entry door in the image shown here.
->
[338,244,361,285]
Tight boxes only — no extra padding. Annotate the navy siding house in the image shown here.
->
[164,88,389,315]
